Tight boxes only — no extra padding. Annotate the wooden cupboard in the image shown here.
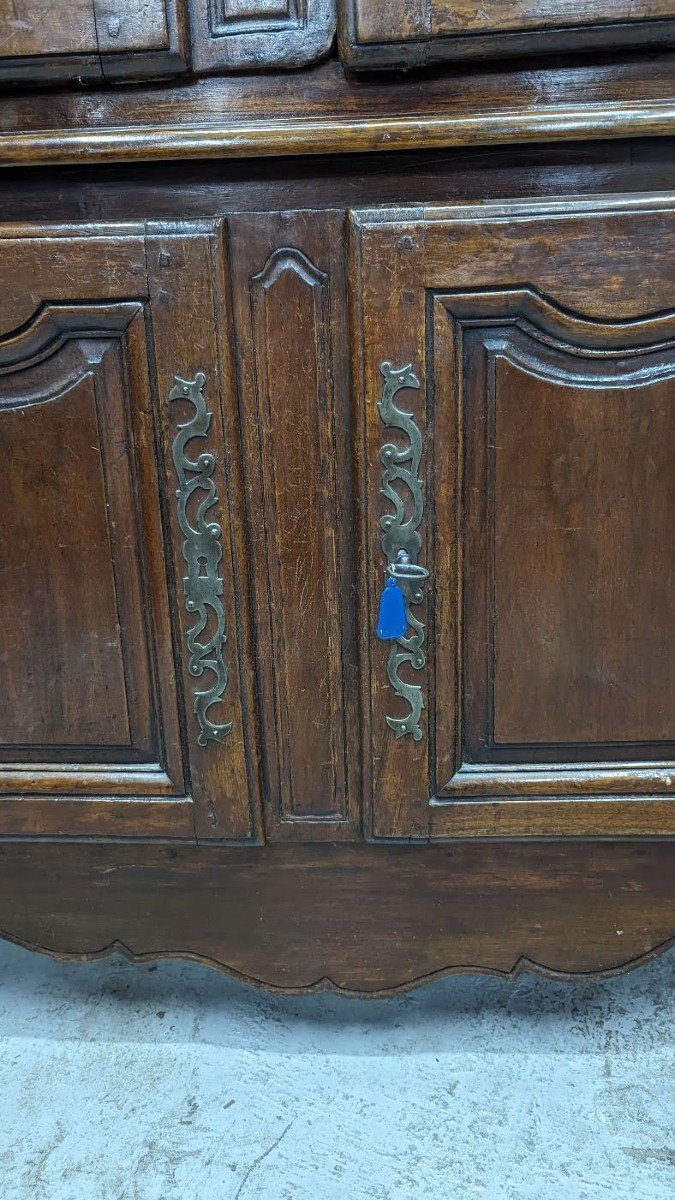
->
[0,6,673,994]
[4,198,671,855]
[0,226,259,841]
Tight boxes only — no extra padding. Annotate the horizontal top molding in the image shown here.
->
[1,56,674,168]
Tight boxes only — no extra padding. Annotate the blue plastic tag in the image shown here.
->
[376,577,407,640]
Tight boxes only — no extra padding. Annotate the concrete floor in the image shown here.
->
[0,939,672,1200]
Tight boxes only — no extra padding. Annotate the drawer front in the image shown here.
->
[353,195,675,839]
[340,0,675,66]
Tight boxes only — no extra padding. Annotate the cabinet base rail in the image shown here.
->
[0,841,673,996]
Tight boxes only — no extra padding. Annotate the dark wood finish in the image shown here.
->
[0,840,673,994]
[145,225,263,843]
[2,0,674,88]
[1,57,674,168]
[0,0,189,85]
[227,211,360,839]
[354,195,675,840]
[469,324,672,748]
[0,0,334,85]
[0,141,674,225]
[0,14,673,991]
[341,0,675,68]
[0,229,185,837]
[188,0,335,73]
[0,222,260,841]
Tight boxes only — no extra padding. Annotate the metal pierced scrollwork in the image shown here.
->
[170,372,232,747]
[378,361,427,741]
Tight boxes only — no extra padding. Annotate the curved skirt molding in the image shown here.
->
[0,841,673,995]
[1,929,674,1000]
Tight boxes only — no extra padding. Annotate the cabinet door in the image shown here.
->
[353,195,675,839]
[340,0,675,67]
[0,1,188,85]
[0,225,259,840]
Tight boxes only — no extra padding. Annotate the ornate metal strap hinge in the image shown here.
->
[170,372,233,747]
[375,361,429,742]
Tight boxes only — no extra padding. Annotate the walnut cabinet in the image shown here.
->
[0,7,673,994]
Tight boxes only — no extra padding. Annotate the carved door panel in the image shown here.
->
[0,224,259,841]
[353,195,675,839]
[227,211,360,840]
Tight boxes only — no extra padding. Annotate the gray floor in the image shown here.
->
[0,939,672,1200]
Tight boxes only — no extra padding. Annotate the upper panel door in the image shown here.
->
[0,224,259,841]
[340,0,675,67]
[353,195,675,839]
[0,1,188,85]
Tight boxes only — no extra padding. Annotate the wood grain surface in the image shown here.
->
[0,0,188,85]
[0,840,672,994]
[1,57,675,168]
[341,0,675,66]
[353,194,675,839]
[0,63,673,992]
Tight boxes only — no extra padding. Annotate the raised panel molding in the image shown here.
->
[227,213,359,841]
[431,288,675,805]
[0,300,187,826]
[190,0,335,71]
[0,300,142,372]
[248,247,349,829]
[353,194,675,841]
[210,0,298,34]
